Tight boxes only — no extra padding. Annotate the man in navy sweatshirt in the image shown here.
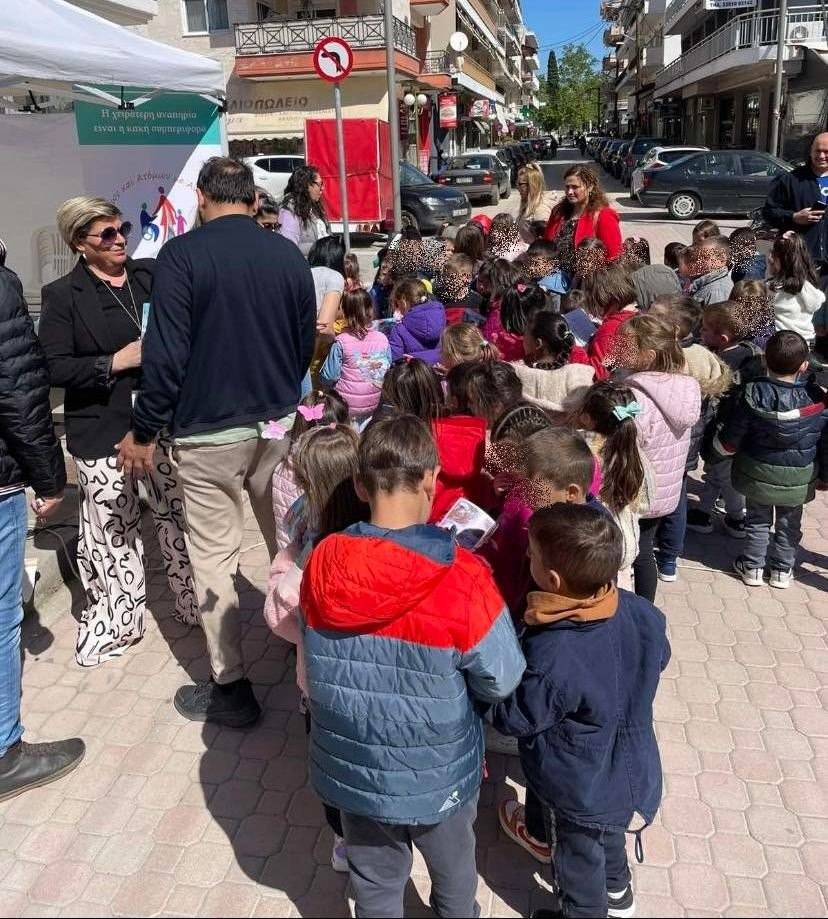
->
[118,157,316,726]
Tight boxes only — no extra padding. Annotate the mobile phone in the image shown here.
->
[813,201,827,212]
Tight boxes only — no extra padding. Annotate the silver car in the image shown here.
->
[631,145,708,203]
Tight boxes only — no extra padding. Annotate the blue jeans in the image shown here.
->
[0,491,26,758]
[657,477,688,562]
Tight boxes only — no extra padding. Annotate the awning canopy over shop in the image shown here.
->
[0,0,225,107]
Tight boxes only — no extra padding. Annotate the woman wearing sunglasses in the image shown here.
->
[38,196,198,668]
[278,163,331,257]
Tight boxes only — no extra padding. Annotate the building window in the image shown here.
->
[742,93,760,149]
[183,0,229,33]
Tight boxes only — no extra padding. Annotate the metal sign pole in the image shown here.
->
[384,0,402,232]
[333,81,350,251]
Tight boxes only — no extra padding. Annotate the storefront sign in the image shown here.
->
[703,0,756,9]
[439,93,458,128]
[469,99,491,118]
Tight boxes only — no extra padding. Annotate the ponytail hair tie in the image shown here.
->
[480,338,489,347]
[612,401,642,421]
[516,283,528,293]
[781,230,796,240]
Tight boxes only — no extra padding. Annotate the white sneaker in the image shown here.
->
[331,834,348,873]
[733,557,763,587]
[769,568,793,589]
[485,724,519,756]
[607,885,636,918]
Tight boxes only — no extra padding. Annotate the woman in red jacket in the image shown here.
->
[544,165,623,268]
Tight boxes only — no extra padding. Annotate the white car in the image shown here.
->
[631,145,709,203]
[243,154,305,201]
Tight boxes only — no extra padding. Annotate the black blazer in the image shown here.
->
[38,258,153,460]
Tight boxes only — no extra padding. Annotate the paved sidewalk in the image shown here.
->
[1,469,827,918]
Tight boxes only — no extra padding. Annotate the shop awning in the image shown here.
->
[0,0,225,105]
[229,130,304,141]
[454,71,505,105]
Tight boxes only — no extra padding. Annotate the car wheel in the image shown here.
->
[667,192,701,220]
[401,209,419,232]
[489,188,500,206]
[499,182,510,199]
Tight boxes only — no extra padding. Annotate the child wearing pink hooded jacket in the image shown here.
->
[616,314,701,603]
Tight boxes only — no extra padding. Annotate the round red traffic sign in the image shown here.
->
[313,37,354,83]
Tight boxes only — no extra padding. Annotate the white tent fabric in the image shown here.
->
[0,0,225,99]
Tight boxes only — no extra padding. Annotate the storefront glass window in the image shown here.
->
[742,93,760,149]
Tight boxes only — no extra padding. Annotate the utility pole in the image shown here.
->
[769,0,789,157]
[384,0,402,230]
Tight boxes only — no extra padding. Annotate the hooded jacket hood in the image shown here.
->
[628,371,701,435]
[403,300,445,345]
[302,523,456,631]
[682,343,733,400]
[433,416,487,480]
[632,264,681,309]
[524,584,618,627]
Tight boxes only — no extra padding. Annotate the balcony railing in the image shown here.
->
[235,14,416,58]
[656,7,826,90]
[422,51,452,74]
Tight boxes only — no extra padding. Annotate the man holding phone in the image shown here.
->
[764,132,828,289]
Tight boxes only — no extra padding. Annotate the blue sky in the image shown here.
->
[521,0,605,66]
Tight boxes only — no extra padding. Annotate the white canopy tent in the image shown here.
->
[0,0,225,107]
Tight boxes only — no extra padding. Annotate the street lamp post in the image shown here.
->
[404,91,429,171]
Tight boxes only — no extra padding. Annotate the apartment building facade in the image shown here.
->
[137,0,540,166]
[652,0,827,154]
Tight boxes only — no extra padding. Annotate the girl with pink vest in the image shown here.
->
[320,289,391,424]
[614,314,701,603]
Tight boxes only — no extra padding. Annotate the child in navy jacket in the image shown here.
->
[493,503,671,919]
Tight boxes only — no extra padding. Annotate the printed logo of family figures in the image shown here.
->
[139,186,187,243]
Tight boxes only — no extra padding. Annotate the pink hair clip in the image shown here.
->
[262,420,288,440]
[782,230,796,240]
[516,283,528,293]
[297,403,325,422]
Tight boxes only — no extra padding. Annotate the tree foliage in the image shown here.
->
[534,43,601,132]
[546,51,559,109]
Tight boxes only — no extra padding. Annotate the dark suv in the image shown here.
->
[620,136,668,186]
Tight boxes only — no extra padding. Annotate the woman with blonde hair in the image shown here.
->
[544,164,623,263]
[515,163,559,244]
[38,196,198,667]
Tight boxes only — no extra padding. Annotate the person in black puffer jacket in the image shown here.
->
[714,331,827,589]
[0,246,85,805]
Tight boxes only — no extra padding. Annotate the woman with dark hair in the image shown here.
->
[278,164,331,256]
[308,236,346,336]
[254,187,280,231]
[544,164,622,267]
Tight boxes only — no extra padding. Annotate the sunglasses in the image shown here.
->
[259,221,280,231]
[84,222,132,244]
[312,180,324,190]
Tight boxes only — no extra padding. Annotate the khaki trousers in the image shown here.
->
[173,437,288,684]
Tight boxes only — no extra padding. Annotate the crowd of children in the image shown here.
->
[257,210,827,918]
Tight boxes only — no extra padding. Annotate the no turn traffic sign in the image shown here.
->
[313,37,354,83]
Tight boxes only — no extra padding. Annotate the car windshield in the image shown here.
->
[447,156,491,170]
[400,161,435,187]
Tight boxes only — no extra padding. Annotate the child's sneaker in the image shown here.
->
[769,568,793,590]
[331,834,348,873]
[733,557,763,587]
[485,724,519,756]
[607,885,636,918]
[713,497,727,515]
[686,508,713,533]
[722,516,746,539]
[498,800,553,864]
[656,555,677,582]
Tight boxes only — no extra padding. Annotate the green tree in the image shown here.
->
[531,43,599,132]
[546,50,559,111]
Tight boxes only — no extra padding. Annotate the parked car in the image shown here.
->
[242,154,304,201]
[637,149,791,219]
[630,145,709,202]
[618,136,669,186]
[466,146,516,184]
[399,160,472,233]
[601,139,626,171]
[610,142,630,179]
[432,153,510,204]
[529,137,548,158]
[593,138,612,163]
